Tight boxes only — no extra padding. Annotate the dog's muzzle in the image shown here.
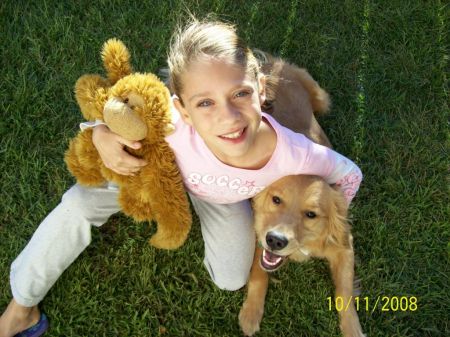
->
[266,231,288,250]
[260,231,289,271]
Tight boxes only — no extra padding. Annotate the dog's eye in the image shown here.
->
[305,211,316,218]
[272,196,281,205]
[123,97,129,104]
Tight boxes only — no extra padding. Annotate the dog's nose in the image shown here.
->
[266,231,288,250]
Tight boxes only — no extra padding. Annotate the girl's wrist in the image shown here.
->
[92,124,110,146]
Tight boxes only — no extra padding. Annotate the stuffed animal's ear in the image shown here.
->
[75,75,109,120]
[326,186,351,249]
[101,38,132,84]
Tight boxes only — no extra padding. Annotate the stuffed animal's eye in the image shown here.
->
[123,98,129,104]
[272,196,281,205]
[305,211,316,219]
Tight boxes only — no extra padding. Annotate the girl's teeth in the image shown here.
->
[222,129,243,139]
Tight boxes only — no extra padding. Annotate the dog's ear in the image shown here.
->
[251,187,269,210]
[325,186,351,248]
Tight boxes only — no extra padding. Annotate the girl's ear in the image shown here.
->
[257,74,266,105]
[173,96,193,126]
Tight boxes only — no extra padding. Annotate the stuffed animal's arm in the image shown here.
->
[65,129,105,186]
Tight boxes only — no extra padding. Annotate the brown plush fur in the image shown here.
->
[65,39,191,250]
[239,55,364,336]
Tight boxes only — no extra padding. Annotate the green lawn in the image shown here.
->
[0,1,448,336]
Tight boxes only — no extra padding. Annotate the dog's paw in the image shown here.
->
[340,317,366,337]
[342,330,366,337]
[343,328,367,337]
[238,301,264,336]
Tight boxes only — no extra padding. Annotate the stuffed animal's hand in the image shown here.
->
[92,124,148,176]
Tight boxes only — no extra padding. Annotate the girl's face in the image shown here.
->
[174,56,266,166]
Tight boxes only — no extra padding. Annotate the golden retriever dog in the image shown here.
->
[238,55,365,336]
[239,175,365,337]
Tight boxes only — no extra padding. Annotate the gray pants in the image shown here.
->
[10,183,255,307]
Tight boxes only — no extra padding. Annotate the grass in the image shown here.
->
[0,0,448,336]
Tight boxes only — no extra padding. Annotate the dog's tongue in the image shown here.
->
[261,248,285,271]
[264,250,280,263]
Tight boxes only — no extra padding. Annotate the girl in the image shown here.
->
[0,18,362,337]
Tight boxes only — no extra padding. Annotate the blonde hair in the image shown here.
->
[167,18,260,103]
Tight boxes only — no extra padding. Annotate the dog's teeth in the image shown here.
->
[263,250,282,266]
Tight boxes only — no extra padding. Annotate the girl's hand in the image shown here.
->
[92,124,148,176]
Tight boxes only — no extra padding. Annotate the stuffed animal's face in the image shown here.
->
[74,38,173,144]
[104,73,173,143]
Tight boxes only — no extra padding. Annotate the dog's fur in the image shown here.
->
[238,56,365,337]
[257,52,332,148]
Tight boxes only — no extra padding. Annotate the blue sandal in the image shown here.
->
[14,313,49,337]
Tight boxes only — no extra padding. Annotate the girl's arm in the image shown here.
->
[92,125,148,176]
[302,141,363,205]
[326,153,362,205]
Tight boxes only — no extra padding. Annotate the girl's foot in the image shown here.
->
[0,300,40,337]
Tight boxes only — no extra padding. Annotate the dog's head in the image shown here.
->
[252,175,350,272]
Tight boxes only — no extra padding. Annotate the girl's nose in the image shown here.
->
[219,101,241,121]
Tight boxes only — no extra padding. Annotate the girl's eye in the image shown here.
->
[197,100,212,108]
[235,90,250,98]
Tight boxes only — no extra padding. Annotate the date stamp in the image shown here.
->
[327,296,418,313]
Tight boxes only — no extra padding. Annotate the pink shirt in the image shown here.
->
[166,109,362,205]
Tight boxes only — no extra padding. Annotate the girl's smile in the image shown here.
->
[219,127,247,142]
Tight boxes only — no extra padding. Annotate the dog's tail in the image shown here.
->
[294,68,330,115]
[254,49,330,115]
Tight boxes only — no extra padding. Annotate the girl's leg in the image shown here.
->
[0,183,120,336]
[11,183,121,306]
[189,194,255,291]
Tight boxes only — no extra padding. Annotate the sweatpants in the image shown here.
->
[10,183,255,307]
